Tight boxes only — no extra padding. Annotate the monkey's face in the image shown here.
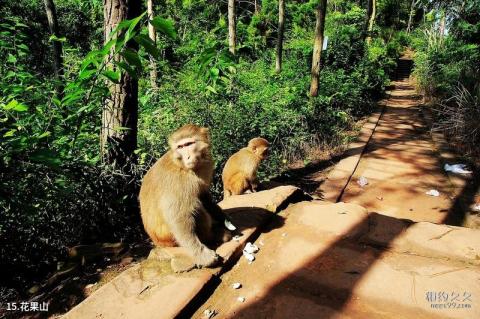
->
[173,137,210,169]
[249,137,270,160]
[256,146,269,160]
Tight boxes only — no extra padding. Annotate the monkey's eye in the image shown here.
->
[177,141,195,149]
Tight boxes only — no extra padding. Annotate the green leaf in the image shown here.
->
[13,103,28,112]
[49,34,67,42]
[3,129,16,137]
[125,12,146,41]
[206,85,217,94]
[121,48,142,69]
[7,54,17,63]
[3,100,28,112]
[134,34,160,58]
[150,17,177,39]
[37,131,51,139]
[116,61,138,78]
[79,68,97,80]
[102,69,121,83]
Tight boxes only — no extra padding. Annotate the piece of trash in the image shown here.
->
[357,176,368,187]
[281,233,287,237]
[237,297,245,303]
[225,219,237,231]
[376,196,383,201]
[233,235,242,242]
[426,189,440,197]
[444,163,472,174]
[232,282,241,289]
[243,251,255,262]
[203,309,216,319]
[244,242,259,254]
[73,276,80,281]
[85,283,97,289]
[473,204,480,212]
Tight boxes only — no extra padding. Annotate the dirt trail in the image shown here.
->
[189,58,480,319]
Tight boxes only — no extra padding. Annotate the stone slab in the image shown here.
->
[192,201,480,319]
[63,186,306,319]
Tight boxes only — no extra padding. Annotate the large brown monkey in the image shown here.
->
[139,124,234,268]
[222,137,270,199]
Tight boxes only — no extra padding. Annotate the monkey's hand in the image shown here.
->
[195,247,220,268]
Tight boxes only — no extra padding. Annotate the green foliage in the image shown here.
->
[411,0,480,156]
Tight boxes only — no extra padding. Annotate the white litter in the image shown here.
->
[203,309,216,319]
[237,297,246,303]
[426,189,440,197]
[232,282,241,289]
[357,176,368,187]
[243,251,255,262]
[244,242,259,254]
[85,283,97,289]
[225,219,237,231]
[473,204,480,212]
[444,163,472,174]
[281,233,287,237]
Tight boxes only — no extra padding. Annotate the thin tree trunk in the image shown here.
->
[147,0,157,89]
[438,9,446,41]
[365,0,376,43]
[275,0,285,73]
[101,0,141,169]
[309,0,327,97]
[254,0,260,14]
[406,0,415,33]
[228,0,236,55]
[43,0,63,94]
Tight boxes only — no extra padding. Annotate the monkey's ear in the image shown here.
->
[200,127,210,142]
[200,127,209,135]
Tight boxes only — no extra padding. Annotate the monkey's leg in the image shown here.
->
[167,213,220,268]
[230,176,250,195]
[199,192,235,242]
[250,176,259,192]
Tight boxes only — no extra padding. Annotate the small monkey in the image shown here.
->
[222,137,270,198]
[139,124,234,268]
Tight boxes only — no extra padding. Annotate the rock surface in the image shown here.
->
[63,186,305,319]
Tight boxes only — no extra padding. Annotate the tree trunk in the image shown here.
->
[365,0,376,43]
[309,0,327,97]
[228,0,236,55]
[147,0,158,89]
[254,0,260,14]
[406,0,416,33]
[101,0,141,169]
[438,9,446,42]
[275,0,285,73]
[43,0,63,93]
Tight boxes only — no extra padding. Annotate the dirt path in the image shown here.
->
[189,59,480,319]
[340,59,454,223]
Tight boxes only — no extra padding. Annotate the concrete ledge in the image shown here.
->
[64,186,307,319]
[362,215,480,265]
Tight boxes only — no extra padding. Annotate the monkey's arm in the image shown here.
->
[199,192,236,230]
